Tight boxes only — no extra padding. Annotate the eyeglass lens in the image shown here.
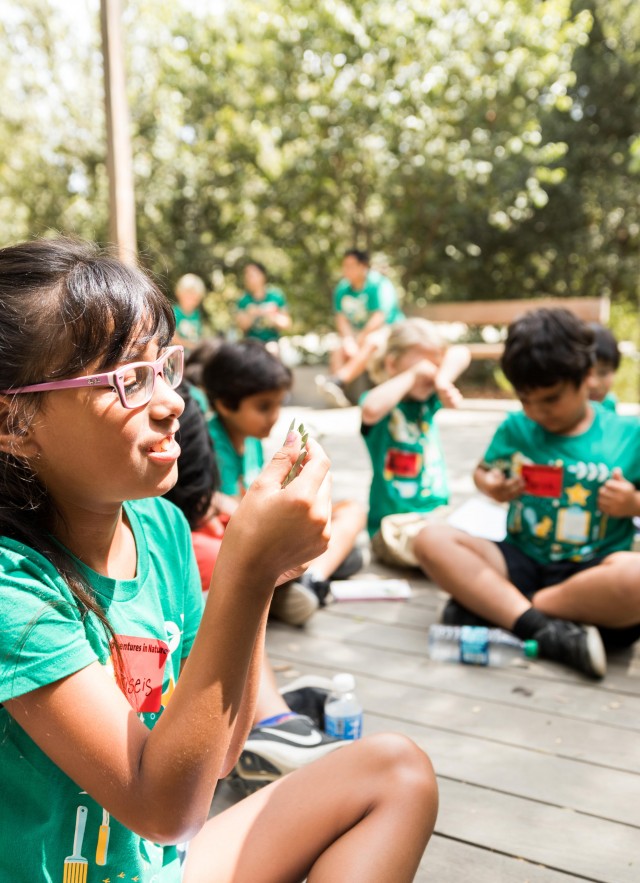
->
[122,350,183,405]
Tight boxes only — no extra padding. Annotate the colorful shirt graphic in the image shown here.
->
[207,412,264,497]
[333,270,404,331]
[0,497,203,883]
[482,404,640,563]
[361,394,448,536]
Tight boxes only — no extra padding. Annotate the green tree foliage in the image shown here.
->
[0,0,637,335]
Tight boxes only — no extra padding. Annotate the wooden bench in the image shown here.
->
[405,296,610,360]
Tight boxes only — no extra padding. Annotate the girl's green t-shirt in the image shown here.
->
[0,496,203,883]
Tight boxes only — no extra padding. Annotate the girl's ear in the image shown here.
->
[0,399,40,458]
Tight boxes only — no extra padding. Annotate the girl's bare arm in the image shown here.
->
[5,435,331,846]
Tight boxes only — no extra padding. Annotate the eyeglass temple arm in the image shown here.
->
[0,374,113,395]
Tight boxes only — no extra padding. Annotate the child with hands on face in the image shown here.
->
[360,317,471,540]
[0,239,438,883]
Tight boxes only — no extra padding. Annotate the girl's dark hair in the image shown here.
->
[589,322,621,370]
[0,237,175,640]
[244,260,268,280]
[202,339,292,411]
[164,381,220,529]
[501,307,595,392]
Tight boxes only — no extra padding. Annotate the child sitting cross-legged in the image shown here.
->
[413,308,640,679]
[202,339,366,625]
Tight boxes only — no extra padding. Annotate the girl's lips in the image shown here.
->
[147,435,181,461]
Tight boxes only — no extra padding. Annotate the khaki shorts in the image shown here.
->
[371,509,450,568]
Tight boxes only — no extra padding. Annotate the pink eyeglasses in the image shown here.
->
[0,346,184,410]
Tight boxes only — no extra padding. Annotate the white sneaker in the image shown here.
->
[315,374,352,409]
[269,581,319,626]
[231,715,348,793]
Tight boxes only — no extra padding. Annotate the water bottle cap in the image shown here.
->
[333,672,355,692]
[523,639,538,659]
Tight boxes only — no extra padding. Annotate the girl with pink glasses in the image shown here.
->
[0,238,437,883]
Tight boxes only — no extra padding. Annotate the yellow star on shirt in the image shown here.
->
[102,879,110,883]
[117,874,126,879]
[132,877,140,881]
[565,483,591,507]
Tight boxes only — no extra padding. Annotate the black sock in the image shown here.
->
[513,607,549,640]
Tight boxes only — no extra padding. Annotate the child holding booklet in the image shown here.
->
[413,308,640,679]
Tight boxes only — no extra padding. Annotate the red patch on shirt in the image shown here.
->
[384,449,422,478]
[521,464,564,498]
[111,635,169,713]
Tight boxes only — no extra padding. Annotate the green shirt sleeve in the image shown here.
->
[0,543,98,702]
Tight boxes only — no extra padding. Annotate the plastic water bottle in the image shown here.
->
[324,673,363,740]
[428,624,538,666]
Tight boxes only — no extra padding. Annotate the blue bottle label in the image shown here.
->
[325,713,363,740]
[459,626,490,666]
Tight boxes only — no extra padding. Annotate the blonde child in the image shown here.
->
[361,317,471,541]
[0,239,437,882]
[173,272,206,353]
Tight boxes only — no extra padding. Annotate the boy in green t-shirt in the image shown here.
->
[413,308,640,679]
[316,248,404,408]
[203,340,366,626]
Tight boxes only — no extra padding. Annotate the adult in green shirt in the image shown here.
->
[413,308,640,680]
[316,249,404,408]
[235,260,291,349]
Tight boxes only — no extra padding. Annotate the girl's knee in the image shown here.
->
[364,733,437,796]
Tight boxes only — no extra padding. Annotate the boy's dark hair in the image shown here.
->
[344,248,370,266]
[589,322,621,370]
[184,337,222,387]
[164,381,220,529]
[202,339,292,411]
[501,308,595,391]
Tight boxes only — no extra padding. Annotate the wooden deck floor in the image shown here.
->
[213,402,640,882]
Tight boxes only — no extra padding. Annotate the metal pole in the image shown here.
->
[100,0,137,264]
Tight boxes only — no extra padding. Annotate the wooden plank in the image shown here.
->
[272,617,640,715]
[435,778,638,882]
[419,835,589,883]
[363,713,640,828]
[406,296,609,325]
[267,634,640,770]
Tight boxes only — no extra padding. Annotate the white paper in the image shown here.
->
[446,496,508,542]
[330,578,412,601]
